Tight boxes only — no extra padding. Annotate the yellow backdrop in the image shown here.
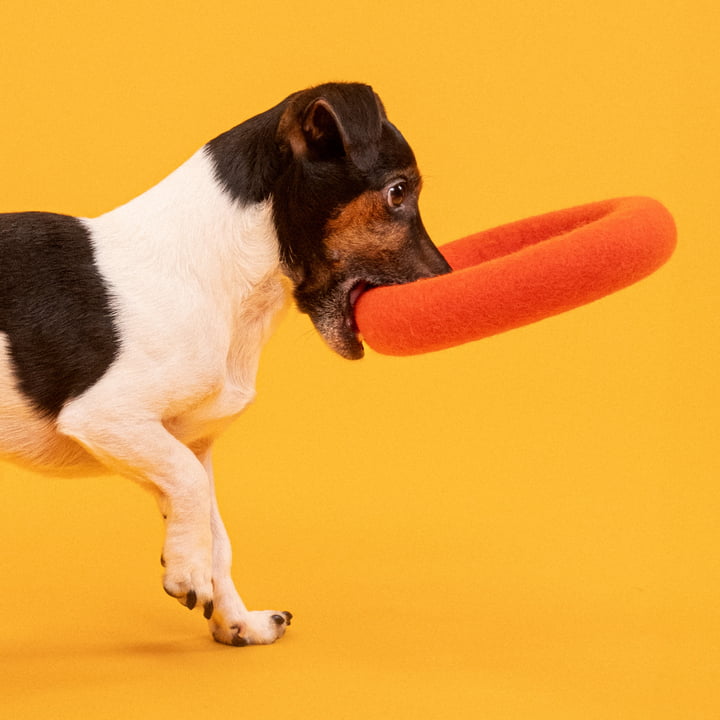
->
[1,1,717,718]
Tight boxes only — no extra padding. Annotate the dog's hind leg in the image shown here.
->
[194,444,291,646]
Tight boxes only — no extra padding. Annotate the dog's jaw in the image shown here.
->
[297,278,369,360]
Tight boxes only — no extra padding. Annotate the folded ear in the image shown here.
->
[279,83,386,171]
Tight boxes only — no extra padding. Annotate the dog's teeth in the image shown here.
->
[349,281,368,307]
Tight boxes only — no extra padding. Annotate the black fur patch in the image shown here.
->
[206,102,287,205]
[0,212,120,417]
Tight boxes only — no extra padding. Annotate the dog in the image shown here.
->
[0,82,451,646]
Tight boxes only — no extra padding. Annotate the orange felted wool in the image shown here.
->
[354,197,677,356]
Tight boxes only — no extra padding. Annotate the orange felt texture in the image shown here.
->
[355,196,677,356]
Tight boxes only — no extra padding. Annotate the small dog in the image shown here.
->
[0,83,451,646]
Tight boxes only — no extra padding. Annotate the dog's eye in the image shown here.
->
[387,183,406,208]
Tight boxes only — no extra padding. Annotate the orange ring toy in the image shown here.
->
[354,197,677,356]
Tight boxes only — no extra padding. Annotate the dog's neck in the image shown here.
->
[205,102,288,206]
[89,147,284,308]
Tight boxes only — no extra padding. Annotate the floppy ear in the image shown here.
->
[279,83,385,171]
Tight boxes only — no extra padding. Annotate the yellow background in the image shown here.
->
[1,1,718,718]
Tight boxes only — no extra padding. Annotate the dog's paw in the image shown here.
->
[160,545,213,615]
[209,610,293,646]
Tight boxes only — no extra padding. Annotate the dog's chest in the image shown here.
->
[164,272,289,446]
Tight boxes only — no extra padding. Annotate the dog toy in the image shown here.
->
[354,196,676,356]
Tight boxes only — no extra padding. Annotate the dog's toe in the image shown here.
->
[210,609,292,646]
[211,622,251,647]
[230,625,250,646]
[163,583,212,615]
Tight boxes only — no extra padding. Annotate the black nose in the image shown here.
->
[413,232,452,278]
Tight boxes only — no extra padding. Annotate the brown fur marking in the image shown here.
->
[325,168,420,264]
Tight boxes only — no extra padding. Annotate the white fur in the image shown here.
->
[1,147,292,645]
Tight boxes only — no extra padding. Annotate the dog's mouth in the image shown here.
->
[299,249,451,360]
[348,280,369,313]
[345,279,373,350]
[335,279,374,360]
[298,278,374,360]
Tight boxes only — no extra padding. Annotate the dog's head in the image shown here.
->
[272,83,451,359]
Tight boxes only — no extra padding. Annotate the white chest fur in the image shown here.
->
[84,148,288,446]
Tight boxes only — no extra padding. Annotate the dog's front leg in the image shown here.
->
[57,402,214,617]
[195,445,291,646]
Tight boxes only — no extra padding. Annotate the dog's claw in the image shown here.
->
[203,600,214,619]
[229,624,250,646]
[272,614,286,626]
[185,590,197,610]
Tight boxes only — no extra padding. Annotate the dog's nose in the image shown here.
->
[414,233,452,278]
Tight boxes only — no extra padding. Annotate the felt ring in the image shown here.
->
[354,196,677,356]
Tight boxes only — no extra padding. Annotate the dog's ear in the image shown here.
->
[279,83,386,171]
